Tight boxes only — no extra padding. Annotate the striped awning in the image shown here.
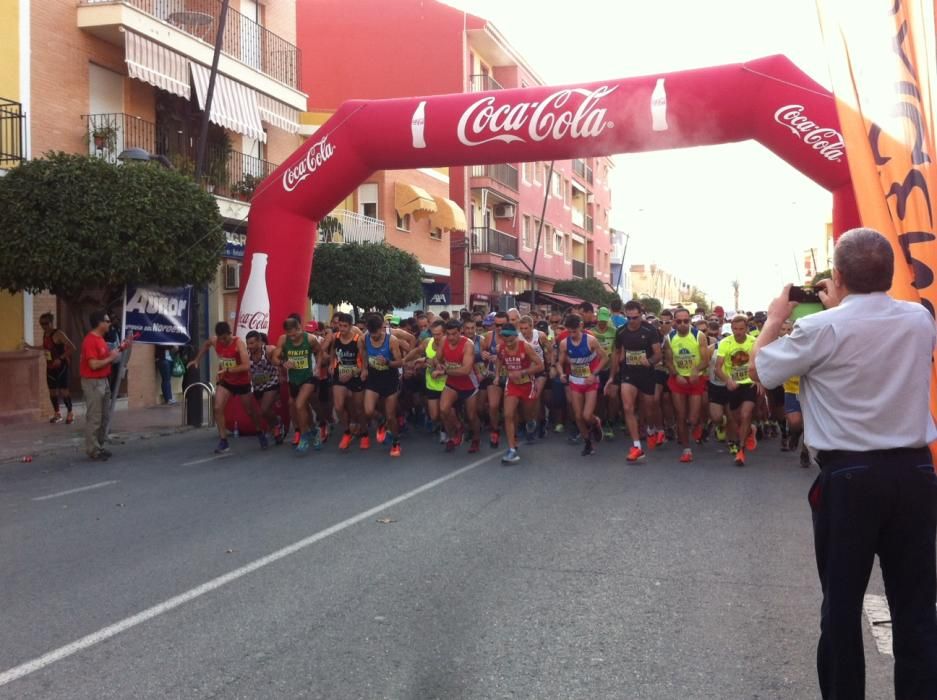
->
[395,183,438,219]
[430,196,467,232]
[257,94,300,134]
[124,30,190,99]
[190,63,266,143]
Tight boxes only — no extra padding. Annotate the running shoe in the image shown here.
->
[800,446,811,469]
[376,423,388,445]
[319,423,329,444]
[439,431,448,445]
[468,438,480,454]
[273,423,285,445]
[445,439,456,453]
[745,427,758,452]
[214,439,230,454]
[715,424,726,442]
[526,420,538,437]
[647,432,659,450]
[728,441,740,456]
[581,440,596,456]
[292,430,301,446]
[390,443,401,458]
[679,449,693,463]
[656,430,667,446]
[627,446,646,463]
[359,435,371,450]
[65,413,75,424]
[489,430,500,448]
[501,447,520,464]
[591,417,604,443]
[339,432,353,450]
[734,449,746,467]
[295,434,310,454]
[452,430,464,448]
[258,433,269,450]
[554,423,566,433]
[692,424,703,444]
[49,413,63,424]
[603,425,614,439]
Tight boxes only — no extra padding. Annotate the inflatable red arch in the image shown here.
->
[236,54,858,333]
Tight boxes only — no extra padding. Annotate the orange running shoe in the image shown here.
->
[735,449,746,467]
[360,435,371,450]
[627,446,646,463]
[692,424,703,443]
[468,439,480,454]
[292,430,301,446]
[338,432,353,450]
[679,450,694,463]
[389,443,401,457]
[745,427,758,452]
[376,424,388,444]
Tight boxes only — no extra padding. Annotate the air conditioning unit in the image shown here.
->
[493,203,516,219]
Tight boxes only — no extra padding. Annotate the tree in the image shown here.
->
[687,287,709,315]
[0,152,224,302]
[636,295,663,315]
[552,277,619,306]
[308,241,424,313]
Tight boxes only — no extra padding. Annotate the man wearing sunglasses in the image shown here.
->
[614,300,661,462]
[79,310,132,461]
[663,308,710,462]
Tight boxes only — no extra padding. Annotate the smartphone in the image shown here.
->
[789,286,822,304]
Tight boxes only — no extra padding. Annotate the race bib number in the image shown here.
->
[446,361,461,371]
[570,364,591,378]
[730,365,749,382]
[625,350,646,366]
[675,356,694,371]
[289,355,309,370]
[338,364,359,377]
[511,372,531,384]
[475,362,489,378]
[368,355,388,370]
[251,373,272,387]
[219,358,237,371]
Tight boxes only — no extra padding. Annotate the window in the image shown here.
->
[522,215,532,249]
[533,163,542,184]
[396,212,411,231]
[223,260,242,290]
[553,230,565,256]
[563,178,570,205]
[551,172,562,198]
[358,183,378,219]
[430,227,443,240]
[523,162,534,183]
[541,223,551,256]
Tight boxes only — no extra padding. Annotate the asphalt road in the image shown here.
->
[0,427,896,699]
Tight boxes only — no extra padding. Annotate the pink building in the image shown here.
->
[297,0,615,310]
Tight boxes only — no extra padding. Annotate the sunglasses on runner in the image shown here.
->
[674,319,690,325]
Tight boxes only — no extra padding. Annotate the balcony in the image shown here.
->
[471,163,519,192]
[470,74,503,92]
[572,260,586,278]
[585,215,594,234]
[471,227,518,258]
[78,0,304,106]
[318,209,385,245]
[0,98,25,169]
[83,112,278,201]
[572,159,586,179]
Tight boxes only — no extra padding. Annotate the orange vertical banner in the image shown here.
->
[816,0,937,446]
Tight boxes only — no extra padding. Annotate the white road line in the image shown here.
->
[0,452,499,688]
[863,594,893,656]
[31,481,119,502]
[181,454,233,466]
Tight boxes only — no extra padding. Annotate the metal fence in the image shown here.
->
[318,209,386,244]
[470,74,504,92]
[0,98,25,168]
[79,0,301,87]
[470,163,519,191]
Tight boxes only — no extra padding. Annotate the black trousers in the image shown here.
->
[811,447,937,699]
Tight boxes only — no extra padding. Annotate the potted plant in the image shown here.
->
[232,173,261,201]
[90,123,119,151]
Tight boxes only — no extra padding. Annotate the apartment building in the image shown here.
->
[0,0,306,420]
[297,0,615,312]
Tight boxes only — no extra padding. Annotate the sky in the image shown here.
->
[445,0,835,310]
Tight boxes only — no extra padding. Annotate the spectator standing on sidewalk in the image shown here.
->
[155,345,178,405]
[79,310,133,461]
[751,227,937,699]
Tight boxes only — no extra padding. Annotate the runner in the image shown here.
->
[436,319,481,453]
[271,317,324,454]
[663,308,710,463]
[402,319,447,444]
[358,313,404,456]
[518,315,552,441]
[25,313,77,424]
[329,312,365,451]
[715,314,760,466]
[652,309,676,446]
[246,330,282,446]
[556,313,607,456]
[480,311,508,448]
[613,301,661,462]
[496,323,544,464]
[705,319,736,448]
[463,317,491,437]
[593,307,620,440]
[189,322,265,454]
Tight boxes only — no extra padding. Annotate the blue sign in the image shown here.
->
[225,231,246,259]
[124,285,192,345]
[423,282,451,306]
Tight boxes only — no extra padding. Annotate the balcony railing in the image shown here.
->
[0,98,25,168]
[471,163,519,192]
[585,215,594,233]
[318,209,385,245]
[572,159,586,178]
[470,74,503,92]
[79,0,301,88]
[82,112,278,201]
[572,260,586,278]
[471,227,518,258]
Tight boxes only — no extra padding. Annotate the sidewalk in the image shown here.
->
[0,402,197,464]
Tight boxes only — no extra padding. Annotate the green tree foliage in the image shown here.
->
[687,288,709,315]
[811,269,832,285]
[308,242,424,313]
[552,277,619,306]
[0,153,224,300]
[636,295,663,315]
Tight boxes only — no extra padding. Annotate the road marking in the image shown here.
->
[181,454,233,466]
[863,593,937,657]
[0,452,499,688]
[32,481,119,502]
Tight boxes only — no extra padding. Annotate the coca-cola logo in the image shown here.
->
[457,86,617,147]
[237,311,269,331]
[283,137,336,193]
[773,104,845,162]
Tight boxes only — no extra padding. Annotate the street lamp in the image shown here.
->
[501,254,536,310]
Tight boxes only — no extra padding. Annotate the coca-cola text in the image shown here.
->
[457,86,617,147]
[773,104,845,162]
[283,137,336,193]
[237,311,269,332]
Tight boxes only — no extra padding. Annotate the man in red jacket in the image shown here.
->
[80,310,132,460]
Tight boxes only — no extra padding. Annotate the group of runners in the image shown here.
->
[193,298,810,468]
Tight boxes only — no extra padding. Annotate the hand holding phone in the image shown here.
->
[788,286,822,304]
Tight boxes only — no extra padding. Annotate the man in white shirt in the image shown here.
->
[751,228,937,699]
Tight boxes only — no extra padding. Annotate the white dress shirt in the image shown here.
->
[756,292,937,451]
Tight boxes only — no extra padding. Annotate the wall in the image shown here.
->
[0,293,25,351]
[0,0,19,100]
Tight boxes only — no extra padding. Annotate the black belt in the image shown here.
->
[816,446,930,464]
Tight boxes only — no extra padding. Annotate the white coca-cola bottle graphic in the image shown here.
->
[236,252,270,340]
[411,100,427,149]
[651,78,668,132]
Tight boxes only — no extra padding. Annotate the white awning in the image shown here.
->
[257,94,300,134]
[124,30,190,99]
[190,63,266,143]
